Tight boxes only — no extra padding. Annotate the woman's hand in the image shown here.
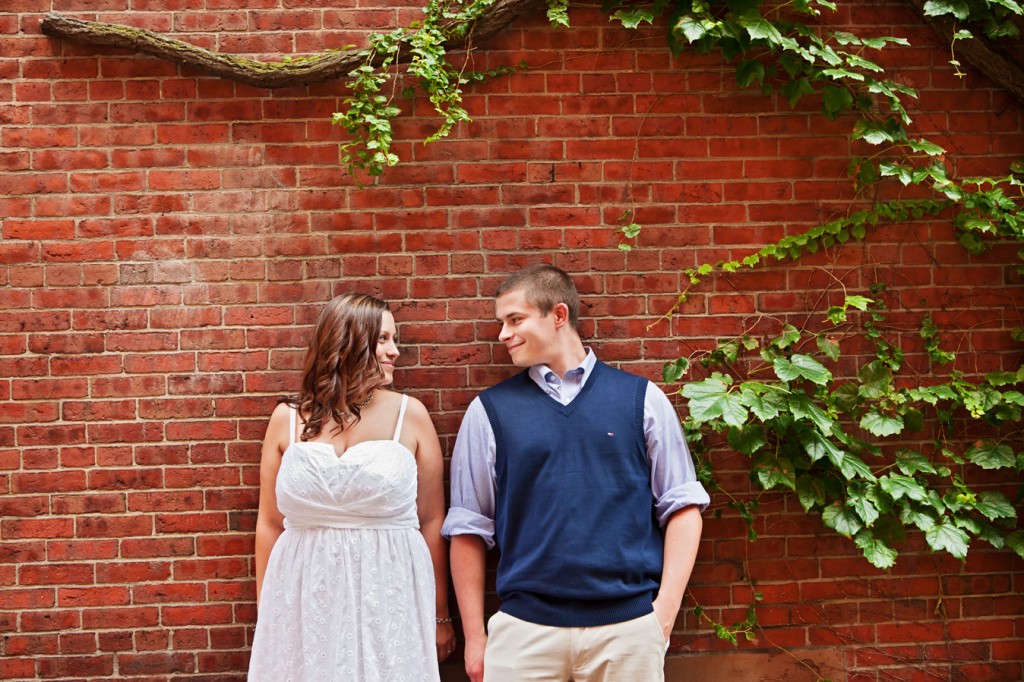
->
[436,620,456,662]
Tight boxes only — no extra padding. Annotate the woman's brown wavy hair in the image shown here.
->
[293,293,389,441]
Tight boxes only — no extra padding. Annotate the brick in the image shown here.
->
[81,606,160,630]
[18,564,94,587]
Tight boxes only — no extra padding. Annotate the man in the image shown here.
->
[442,264,709,682]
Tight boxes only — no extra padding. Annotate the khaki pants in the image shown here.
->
[483,611,667,682]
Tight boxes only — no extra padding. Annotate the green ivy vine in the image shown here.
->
[331,0,525,179]
[671,289,1024,569]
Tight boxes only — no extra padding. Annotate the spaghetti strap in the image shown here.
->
[288,405,297,448]
[392,394,409,441]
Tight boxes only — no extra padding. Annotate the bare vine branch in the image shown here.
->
[905,0,1024,105]
[39,1,544,89]
[40,1,1024,102]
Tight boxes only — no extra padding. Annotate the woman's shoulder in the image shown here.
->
[380,390,431,422]
[269,400,295,421]
[264,401,296,454]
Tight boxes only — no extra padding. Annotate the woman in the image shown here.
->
[249,293,455,681]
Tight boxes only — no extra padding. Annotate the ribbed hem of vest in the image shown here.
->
[499,592,654,628]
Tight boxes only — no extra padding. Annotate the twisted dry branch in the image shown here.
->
[39,1,544,89]
[39,2,1024,103]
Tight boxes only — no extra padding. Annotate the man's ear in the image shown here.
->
[551,302,570,329]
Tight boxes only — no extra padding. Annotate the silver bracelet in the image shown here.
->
[436,617,452,624]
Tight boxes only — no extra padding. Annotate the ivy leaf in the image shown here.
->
[965,441,1015,469]
[923,0,971,20]
[929,384,959,402]
[1007,530,1024,560]
[860,408,904,436]
[781,77,815,107]
[823,67,865,82]
[712,339,740,363]
[925,520,970,559]
[663,357,690,384]
[822,504,863,536]
[862,35,911,49]
[736,59,766,88]
[772,324,801,349]
[737,9,786,44]
[739,385,789,421]
[611,7,654,29]
[816,335,840,361]
[973,519,1006,549]
[796,474,827,511]
[984,371,1019,387]
[900,503,938,532]
[839,452,875,481]
[753,453,796,490]
[728,425,767,455]
[902,407,924,432]
[906,138,945,156]
[683,378,749,427]
[831,382,861,413]
[774,354,833,385]
[674,15,709,42]
[905,386,938,405]
[822,84,853,117]
[975,491,1017,521]
[894,450,937,476]
[799,429,843,464]
[879,473,928,502]
[953,512,981,535]
[788,394,834,432]
[857,360,893,399]
[844,295,871,311]
[854,530,898,569]
[852,119,894,145]
[826,305,847,324]
[844,54,884,73]
[849,493,880,527]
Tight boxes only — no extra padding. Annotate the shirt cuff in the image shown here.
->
[441,507,496,549]
[654,481,711,527]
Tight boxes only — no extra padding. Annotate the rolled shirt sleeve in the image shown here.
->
[645,382,711,526]
[441,398,498,549]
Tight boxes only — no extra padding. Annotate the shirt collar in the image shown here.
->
[529,347,596,386]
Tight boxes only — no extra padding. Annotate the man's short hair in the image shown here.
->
[496,264,580,330]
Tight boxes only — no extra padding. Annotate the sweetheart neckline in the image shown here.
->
[290,439,414,460]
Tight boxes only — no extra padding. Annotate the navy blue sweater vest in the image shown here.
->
[479,361,664,627]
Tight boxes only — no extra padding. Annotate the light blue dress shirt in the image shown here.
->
[442,350,710,549]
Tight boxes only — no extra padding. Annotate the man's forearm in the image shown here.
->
[653,506,703,636]
[451,534,489,682]
[450,534,488,637]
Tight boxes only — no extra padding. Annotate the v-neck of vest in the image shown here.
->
[525,360,602,416]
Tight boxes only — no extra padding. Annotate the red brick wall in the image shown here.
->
[2,1,1023,680]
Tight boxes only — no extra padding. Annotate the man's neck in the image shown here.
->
[542,341,588,378]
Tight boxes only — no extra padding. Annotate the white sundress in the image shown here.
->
[248,395,439,682]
